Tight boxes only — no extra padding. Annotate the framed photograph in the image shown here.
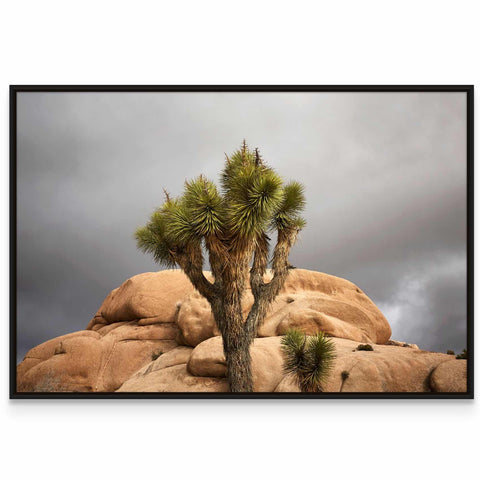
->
[10,85,473,398]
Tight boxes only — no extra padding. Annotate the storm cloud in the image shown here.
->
[16,91,467,362]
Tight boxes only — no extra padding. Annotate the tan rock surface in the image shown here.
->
[129,346,193,377]
[88,270,199,328]
[117,364,229,393]
[320,338,458,393]
[274,375,301,392]
[17,320,178,392]
[17,331,104,392]
[430,359,467,393]
[176,291,221,346]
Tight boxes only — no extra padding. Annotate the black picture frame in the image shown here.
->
[9,85,474,399]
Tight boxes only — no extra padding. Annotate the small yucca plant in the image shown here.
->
[281,329,336,392]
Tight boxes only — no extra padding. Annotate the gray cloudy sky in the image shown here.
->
[16,91,467,362]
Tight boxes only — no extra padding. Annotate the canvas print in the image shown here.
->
[11,86,472,397]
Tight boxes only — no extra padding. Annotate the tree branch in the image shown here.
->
[249,233,269,298]
[264,227,298,299]
[205,234,229,290]
[244,228,298,339]
[175,243,218,304]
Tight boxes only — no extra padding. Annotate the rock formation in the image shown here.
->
[16,269,467,393]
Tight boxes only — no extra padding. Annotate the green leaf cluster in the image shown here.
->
[135,142,306,267]
[281,329,336,392]
[271,181,306,231]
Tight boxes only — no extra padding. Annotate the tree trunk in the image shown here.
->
[223,332,253,392]
[212,296,254,392]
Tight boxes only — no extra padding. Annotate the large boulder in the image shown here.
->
[317,338,459,393]
[176,269,391,346]
[430,359,468,393]
[86,269,198,328]
[17,331,104,392]
[17,320,178,392]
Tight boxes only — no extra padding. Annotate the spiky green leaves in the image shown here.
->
[184,176,224,236]
[227,168,283,237]
[221,149,256,192]
[221,145,285,238]
[281,328,307,373]
[281,329,336,392]
[135,197,201,268]
[271,181,306,231]
[135,211,177,268]
[161,198,200,246]
[306,332,336,389]
[136,142,306,268]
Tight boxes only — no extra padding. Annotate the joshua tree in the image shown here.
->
[281,329,336,392]
[135,141,306,392]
